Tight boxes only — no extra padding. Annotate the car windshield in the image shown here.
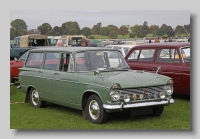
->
[181,47,190,62]
[75,50,130,72]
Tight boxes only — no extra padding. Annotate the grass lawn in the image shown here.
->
[92,35,130,39]
[10,84,190,130]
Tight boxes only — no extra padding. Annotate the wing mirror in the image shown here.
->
[14,57,18,61]
[156,66,161,74]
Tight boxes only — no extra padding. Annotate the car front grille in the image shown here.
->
[119,85,165,101]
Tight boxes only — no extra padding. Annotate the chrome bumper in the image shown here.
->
[103,99,174,110]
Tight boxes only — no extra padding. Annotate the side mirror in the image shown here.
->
[156,66,161,74]
[14,57,18,61]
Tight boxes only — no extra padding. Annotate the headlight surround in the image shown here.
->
[110,90,120,101]
[124,94,130,102]
[164,85,173,95]
[167,79,173,85]
[112,83,121,89]
[160,91,166,99]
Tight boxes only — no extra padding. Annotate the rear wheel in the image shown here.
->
[86,94,108,124]
[10,75,15,84]
[30,88,46,108]
[151,106,164,117]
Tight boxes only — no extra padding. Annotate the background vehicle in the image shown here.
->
[125,42,190,95]
[10,34,48,60]
[105,45,137,57]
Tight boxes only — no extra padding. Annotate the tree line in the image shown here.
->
[10,19,190,40]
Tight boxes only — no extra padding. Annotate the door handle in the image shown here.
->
[54,72,59,75]
[38,71,43,73]
[152,66,157,68]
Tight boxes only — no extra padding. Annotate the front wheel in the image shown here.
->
[86,95,108,124]
[30,88,46,108]
[151,106,164,117]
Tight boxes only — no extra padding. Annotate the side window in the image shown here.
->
[157,49,180,63]
[43,52,60,70]
[25,52,44,68]
[59,53,74,72]
[138,49,155,62]
[127,50,140,61]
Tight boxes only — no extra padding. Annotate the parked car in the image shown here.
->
[105,45,137,57]
[10,34,49,60]
[19,47,174,124]
[10,47,52,83]
[125,42,190,95]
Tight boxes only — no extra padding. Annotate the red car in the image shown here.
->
[10,49,30,83]
[125,42,190,95]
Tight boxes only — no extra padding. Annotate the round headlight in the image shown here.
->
[124,94,130,102]
[164,86,173,95]
[160,91,166,99]
[110,90,120,101]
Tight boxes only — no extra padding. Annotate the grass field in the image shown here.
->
[10,84,190,130]
[93,35,130,39]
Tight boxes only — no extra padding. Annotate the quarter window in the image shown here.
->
[43,53,60,70]
[25,52,44,68]
[157,49,180,63]
[138,49,155,62]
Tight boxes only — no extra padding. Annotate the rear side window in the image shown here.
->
[25,52,44,68]
[157,49,180,63]
[43,53,60,70]
[138,49,155,62]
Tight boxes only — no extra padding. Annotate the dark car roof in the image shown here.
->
[133,42,190,49]
[28,46,115,53]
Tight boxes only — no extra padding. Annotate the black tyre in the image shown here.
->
[10,75,15,84]
[152,106,164,117]
[86,94,108,124]
[29,88,46,108]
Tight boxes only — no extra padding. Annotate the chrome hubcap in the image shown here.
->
[89,100,100,120]
[32,90,39,106]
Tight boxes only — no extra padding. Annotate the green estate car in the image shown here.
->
[18,47,174,124]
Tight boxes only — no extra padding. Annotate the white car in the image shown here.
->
[105,45,137,57]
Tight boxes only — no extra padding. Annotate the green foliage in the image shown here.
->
[37,23,52,35]
[131,24,140,38]
[92,22,102,35]
[167,30,175,37]
[100,27,109,36]
[81,27,91,37]
[175,25,185,34]
[108,30,118,39]
[148,25,159,34]
[10,19,28,37]
[61,21,80,35]
[10,28,17,40]
[10,19,27,32]
[87,35,95,39]
[118,26,129,36]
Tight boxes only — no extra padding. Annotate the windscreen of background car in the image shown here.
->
[75,50,129,72]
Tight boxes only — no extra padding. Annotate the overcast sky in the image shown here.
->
[10,10,190,30]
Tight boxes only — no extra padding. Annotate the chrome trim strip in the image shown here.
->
[183,73,190,76]
[76,82,110,89]
[103,99,174,109]
[53,79,76,83]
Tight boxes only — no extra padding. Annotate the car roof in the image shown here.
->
[28,46,115,53]
[106,45,136,48]
[132,42,190,49]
